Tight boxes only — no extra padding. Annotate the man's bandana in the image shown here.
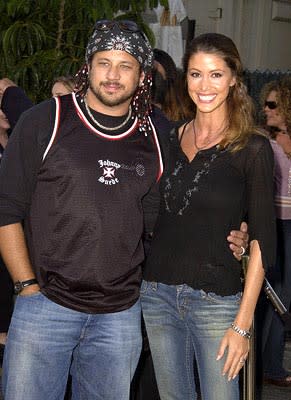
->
[85,20,153,72]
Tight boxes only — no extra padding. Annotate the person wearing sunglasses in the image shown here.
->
[260,76,291,387]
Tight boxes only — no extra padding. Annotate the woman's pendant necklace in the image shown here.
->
[84,96,133,131]
[192,120,227,150]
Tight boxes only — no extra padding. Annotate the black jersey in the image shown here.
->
[0,94,163,313]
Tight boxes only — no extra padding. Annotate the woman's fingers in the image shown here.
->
[218,329,249,380]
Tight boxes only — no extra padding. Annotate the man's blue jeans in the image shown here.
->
[141,281,241,400]
[2,291,142,400]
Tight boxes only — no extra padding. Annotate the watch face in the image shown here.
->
[14,281,23,293]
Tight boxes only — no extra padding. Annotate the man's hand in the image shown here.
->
[227,222,249,261]
[0,78,17,99]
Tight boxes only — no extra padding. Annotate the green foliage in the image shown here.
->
[0,0,168,102]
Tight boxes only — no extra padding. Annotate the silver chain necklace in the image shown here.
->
[84,96,133,131]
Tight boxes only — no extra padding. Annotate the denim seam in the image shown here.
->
[185,330,195,399]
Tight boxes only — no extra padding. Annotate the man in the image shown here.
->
[0,20,247,400]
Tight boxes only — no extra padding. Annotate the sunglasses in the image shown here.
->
[264,101,277,110]
[94,20,140,33]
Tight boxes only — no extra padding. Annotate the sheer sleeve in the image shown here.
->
[245,135,276,270]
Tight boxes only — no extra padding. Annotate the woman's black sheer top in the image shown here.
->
[143,129,276,296]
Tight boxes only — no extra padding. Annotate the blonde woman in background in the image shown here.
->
[51,75,75,97]
[261,77,291,387]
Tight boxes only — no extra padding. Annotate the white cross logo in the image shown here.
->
[103,167,115,178]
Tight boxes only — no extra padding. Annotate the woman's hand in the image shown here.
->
[216,328,249,381]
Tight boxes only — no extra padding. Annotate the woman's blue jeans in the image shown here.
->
[141,281,241,400]
[2,292,142,400]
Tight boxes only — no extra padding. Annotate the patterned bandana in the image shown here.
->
[85,20,153,72]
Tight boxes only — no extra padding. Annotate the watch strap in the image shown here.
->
[14,278,38,294]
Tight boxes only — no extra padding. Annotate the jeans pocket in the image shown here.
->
[140,280,148,294]
[206,291,242,305]
[140,280,158,295]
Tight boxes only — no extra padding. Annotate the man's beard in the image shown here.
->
[88,78,138,108]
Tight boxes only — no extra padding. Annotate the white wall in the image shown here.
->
[182,0,291,71]
[183,0,219,35]
[267,17,291,71]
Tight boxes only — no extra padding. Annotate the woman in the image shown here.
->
[260,77,291,387]
[152,48,193,122]
[51,75,75,97]
[141,33,276,400]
